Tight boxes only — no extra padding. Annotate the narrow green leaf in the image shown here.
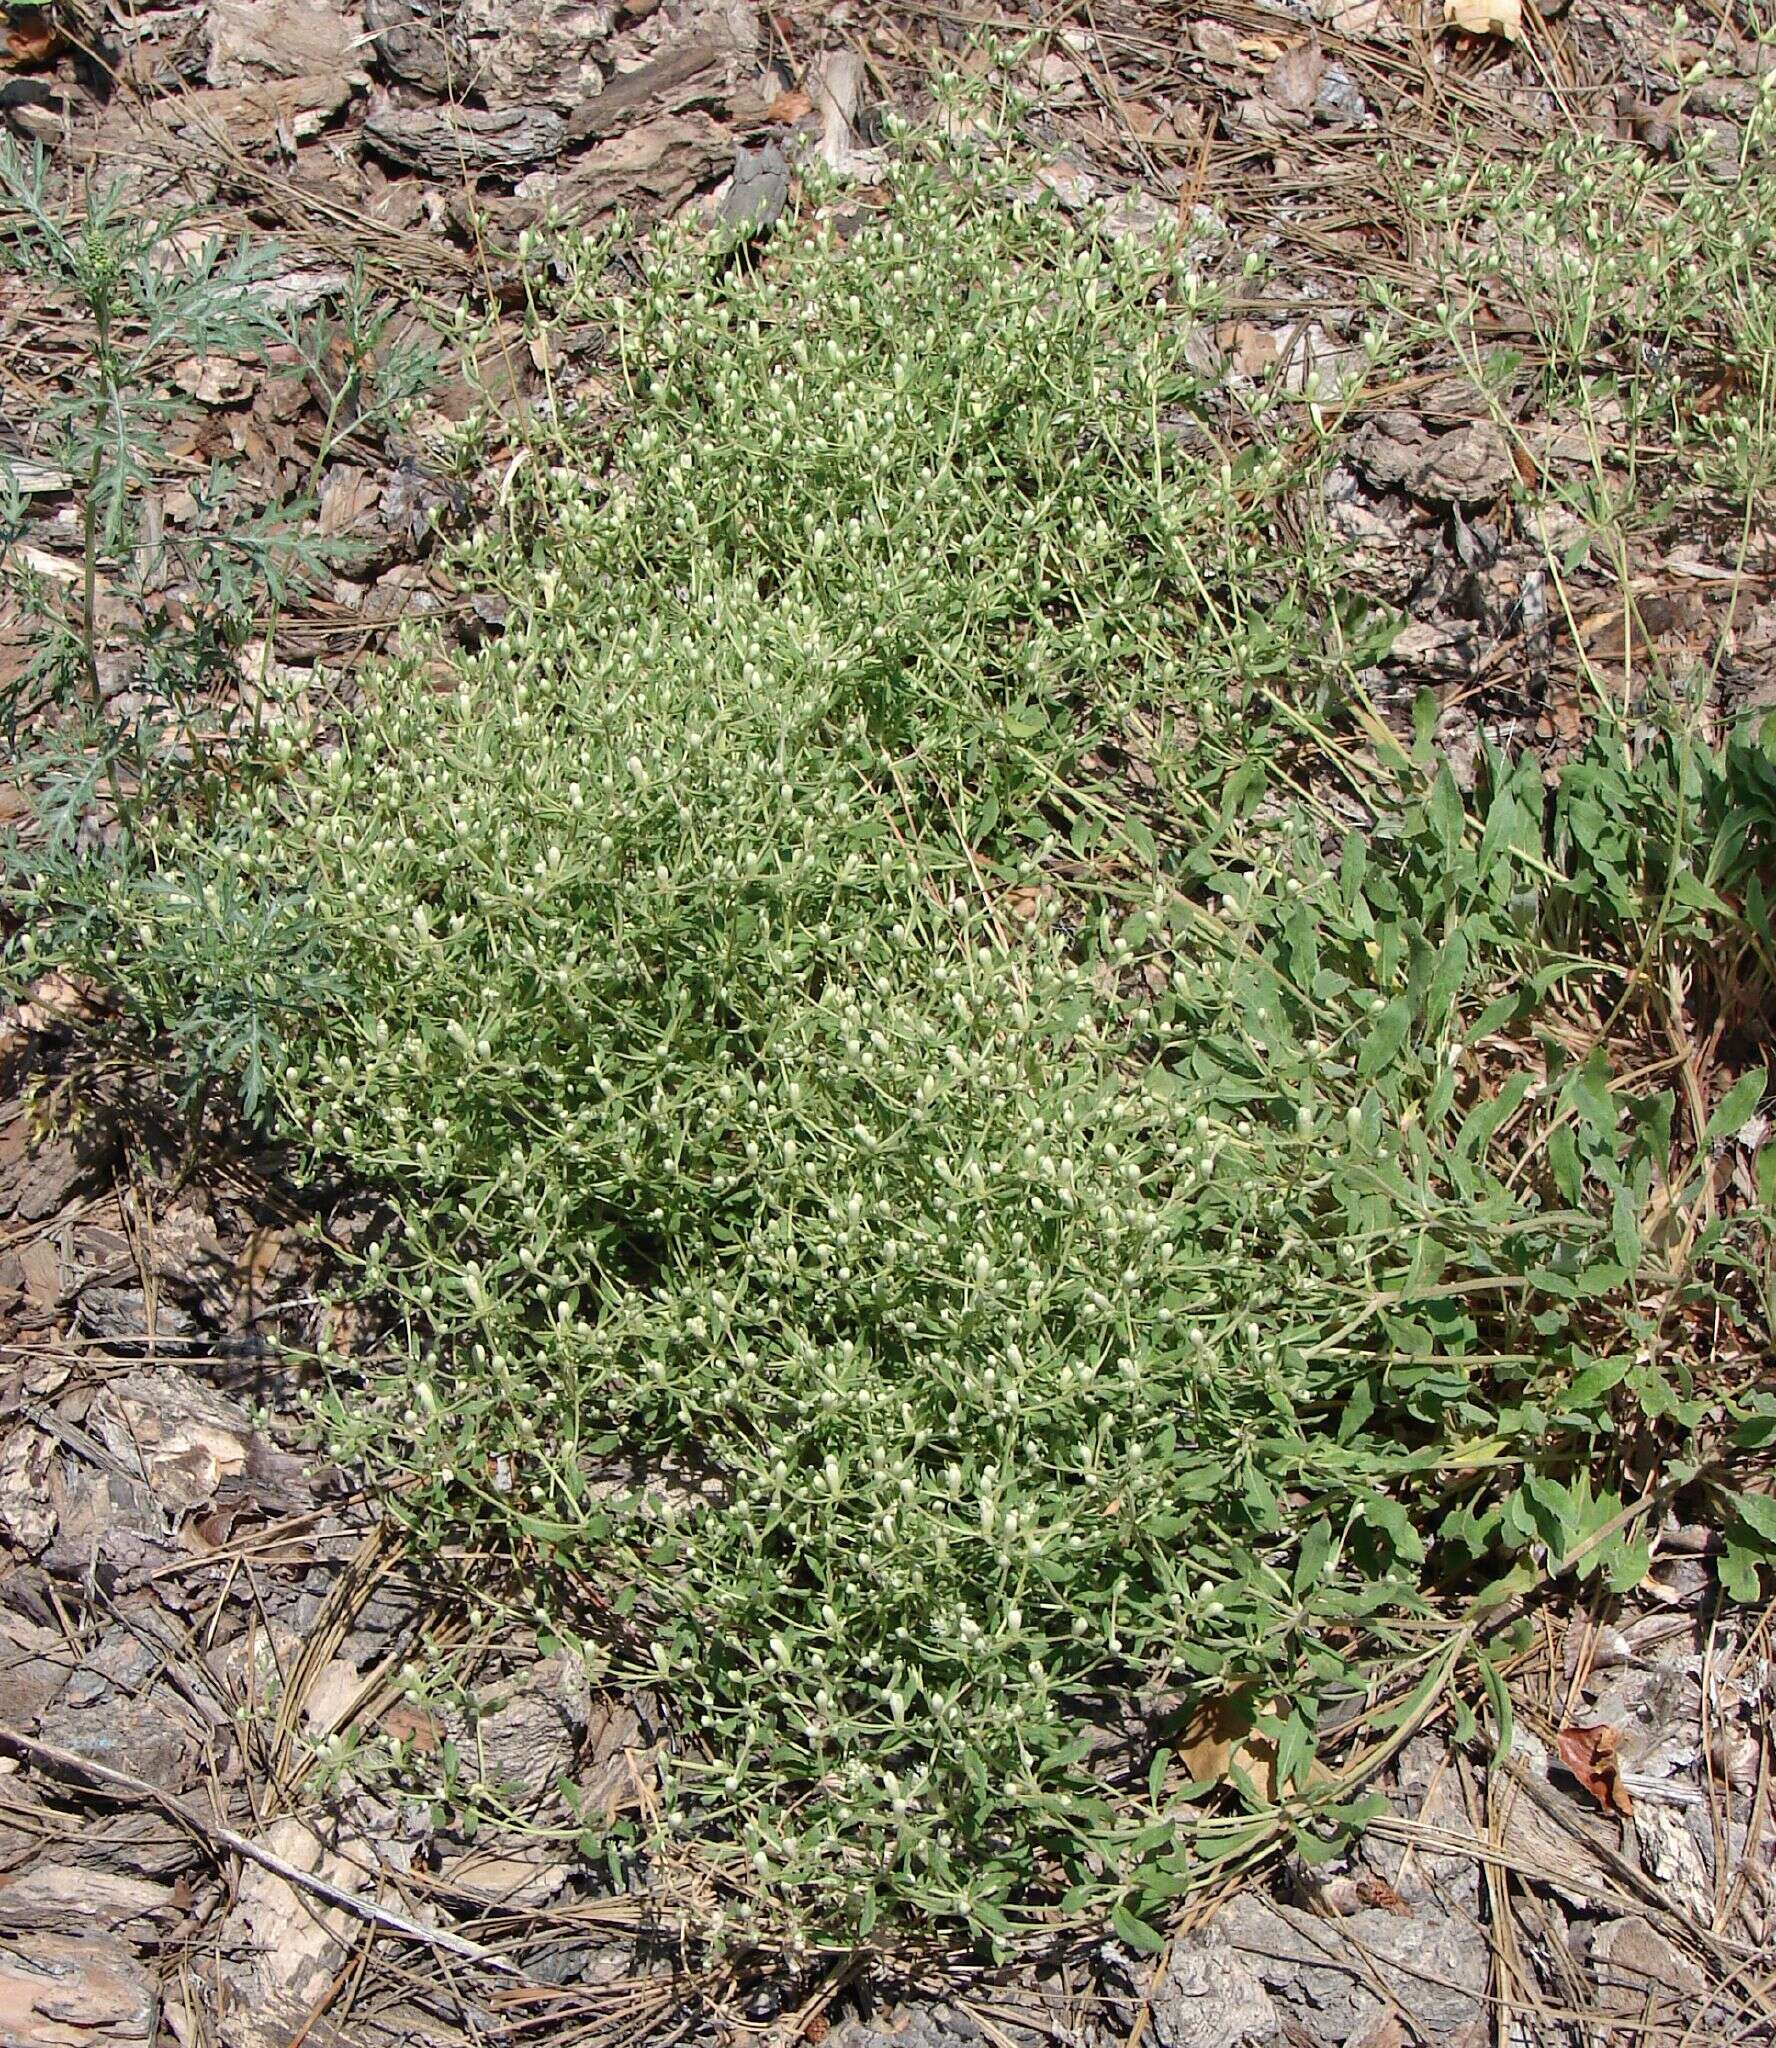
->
[1476,1647,1514,1759]
[1111,1900,1168,1955]
[1428,767,1465,851]
[1603,1534,1651,1593]
[1704,1067,1766,1144]
[1357,998,1411,1078]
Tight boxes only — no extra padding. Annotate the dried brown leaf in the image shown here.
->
[381,1701,444,1753]
[5,10,61,64]
[1556,1722,1633,1815]
[1444,0,1521,38]
[1355,1874,1413,1914]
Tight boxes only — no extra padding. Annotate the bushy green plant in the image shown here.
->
[11,141,1773,1942]
[0,141,432,833]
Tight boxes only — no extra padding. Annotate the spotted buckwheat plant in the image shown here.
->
[14,139,1774,1942]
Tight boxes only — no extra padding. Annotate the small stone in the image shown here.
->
[1218,1892,1488,2043]
[461,1652,590,1802]
[718,141,789,236]
[1589,1917,1706,2017]
[215,1817,367,2048]
[0,1866,175,1935]
[8,1130,111,1223]
[1149,1935,1280,2048]
[36,1691,196,1794]
[0,1931,157,2046]
[1355,412,1516,505]
[86,1370,254,1513]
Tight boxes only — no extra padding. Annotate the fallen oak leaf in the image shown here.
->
[1444,0,1521,39]
[380,1700,445,1753]
[1556,1722,1633,1815]
[5,9,62,64]
[1177,1689,1333,1800]
[1178,1688,1263,1788]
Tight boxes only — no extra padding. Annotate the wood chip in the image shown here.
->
[362,99,568,173]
